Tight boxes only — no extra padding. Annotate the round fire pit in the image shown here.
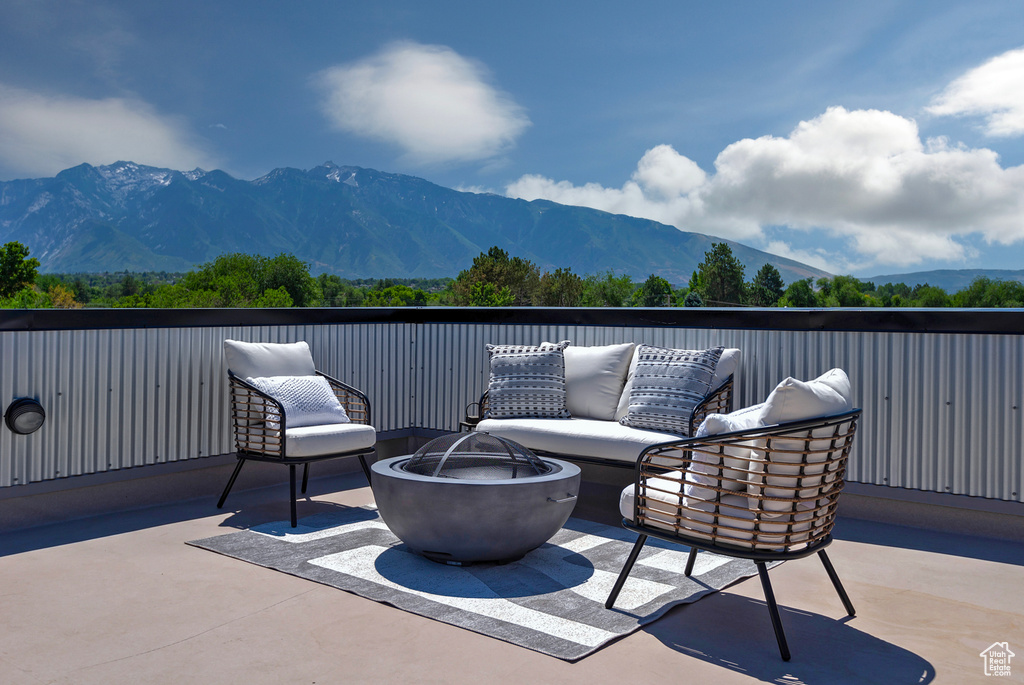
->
[370,433,581,564]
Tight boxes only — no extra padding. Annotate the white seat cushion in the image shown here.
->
[284,423,376,458]
[475,417,679,464]
[620,475,805,551]
[564,343,635,420]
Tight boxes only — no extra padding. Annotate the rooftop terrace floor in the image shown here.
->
[2,469,1022,685]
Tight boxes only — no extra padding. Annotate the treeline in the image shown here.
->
[1,240,1023,309]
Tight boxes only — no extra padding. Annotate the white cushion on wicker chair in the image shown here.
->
[284,423,376,458]
[476,417,678,464]
[564,343,635,420]
[224,339,316,379]
[751,368,853,515]
[685,402,765,500]
[620,473,808,551]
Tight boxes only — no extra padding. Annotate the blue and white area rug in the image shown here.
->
[187,506,761,661]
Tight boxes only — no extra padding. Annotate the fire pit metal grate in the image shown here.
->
[400,432,552,480]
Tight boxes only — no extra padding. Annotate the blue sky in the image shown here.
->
[2,1,1024,278]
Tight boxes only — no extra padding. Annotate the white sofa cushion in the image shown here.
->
[619,345,723,436]
[476,417,679,464]
[245,375,350,430]
[284,423,376,458]
[224,339,317,379]
[563,343,634,420]
[750,368,854,516]
[485,340,571,419]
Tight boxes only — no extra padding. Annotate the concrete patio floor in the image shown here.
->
[1,468,1022,685]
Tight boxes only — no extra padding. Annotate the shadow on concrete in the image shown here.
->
[644,592,935,684]
[0,470,370,557]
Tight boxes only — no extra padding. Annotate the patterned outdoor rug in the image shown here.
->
[187,506,762,661]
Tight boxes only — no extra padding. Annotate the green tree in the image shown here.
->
[695,243,746,305]
[363,284,429,306]
[468,282,515,306]
[536,268,584,306]
[580,271,636,307]
[260,254,321,307]
[748,264,785,307]
[816,275,870,307]
[253,286,294,307]
[317,273,366,307]
[779,278,819,307]
[683,290,705,307]
[451,247,540,306]
[951,277,1024,308]
[913,285,951,307]
[0,242,41,298]
[632,274,674,307]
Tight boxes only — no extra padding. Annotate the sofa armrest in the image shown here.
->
[461,390,489,431]
[689,374,734,435]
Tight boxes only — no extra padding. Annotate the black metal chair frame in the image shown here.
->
[461,375,735,469]
[605,409,862,660]
[217,370,375,527]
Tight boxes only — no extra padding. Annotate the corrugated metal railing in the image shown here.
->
[1,309,1021,502]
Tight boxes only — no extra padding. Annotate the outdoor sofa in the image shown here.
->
[464,341,740,469]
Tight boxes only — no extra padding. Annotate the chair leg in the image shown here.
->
[756,562,791,661]
[289,464,298,528]
[605,534,648,609]
[217,457,246,509]
[818,550,856,616]
[684,547,698,576]
[301,463,310,494]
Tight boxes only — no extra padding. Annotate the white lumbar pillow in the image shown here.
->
[564,343,635,420]
[758,368,852,425]
[245,375,351,430]
[685,403,765,502]
[224,339,316,379]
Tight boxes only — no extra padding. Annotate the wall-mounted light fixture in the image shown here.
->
[5,398,46,435]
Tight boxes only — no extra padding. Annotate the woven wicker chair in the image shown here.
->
[217,340,376,527]
[605,408,861,660]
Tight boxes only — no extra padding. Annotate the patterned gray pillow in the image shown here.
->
[619,345,724,435]
[485,340,571,419]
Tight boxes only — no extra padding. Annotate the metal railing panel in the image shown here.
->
[1,313,1021,502]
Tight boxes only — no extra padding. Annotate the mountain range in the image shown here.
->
[0,161,831,285]
[865,269,1024,293]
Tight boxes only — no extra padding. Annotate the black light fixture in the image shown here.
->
[5,398,46,435]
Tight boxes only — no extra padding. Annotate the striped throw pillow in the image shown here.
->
[485,340,571,419]
[619,345,723,435]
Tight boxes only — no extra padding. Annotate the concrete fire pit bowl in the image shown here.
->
[370,433,581,565]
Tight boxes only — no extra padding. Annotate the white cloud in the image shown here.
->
[927,47,1024,137]
[506,106,1024,272]
[314,41,530,165]
[0,84,217,178]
